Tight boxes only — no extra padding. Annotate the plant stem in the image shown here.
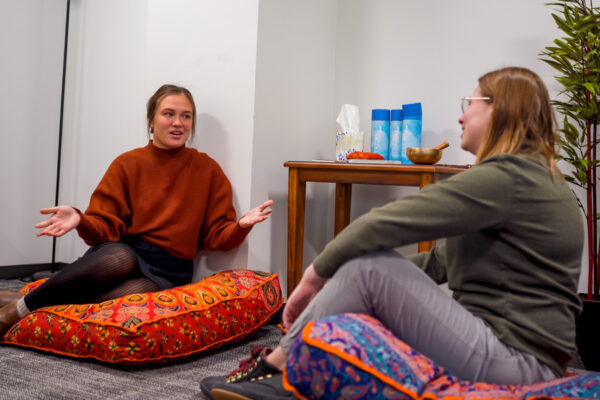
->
[586,120,593,300]
[583,0,595,299]
[543,0,599,298]
[595,122,599,297]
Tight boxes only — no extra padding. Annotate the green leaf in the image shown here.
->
[553,13,573,35]
[563,119,581,145]
[541,58,568,73]
[574,14,600,32]
[583,82,597,95]
[544,0,600,214]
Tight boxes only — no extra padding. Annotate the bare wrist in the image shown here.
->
[237,219,250,229]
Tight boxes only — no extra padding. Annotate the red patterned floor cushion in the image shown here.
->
[283,313,600,400]
[1,269,283,364]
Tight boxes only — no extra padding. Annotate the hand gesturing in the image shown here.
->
[238,200,274,229]
[35,206,81,237]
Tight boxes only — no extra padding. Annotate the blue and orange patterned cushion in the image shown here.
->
[1,269,283,364]
[283,313,600,399]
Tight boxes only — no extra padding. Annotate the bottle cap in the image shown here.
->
[371,109,390,121]
[391,109,403,121]
[402,103,422,119]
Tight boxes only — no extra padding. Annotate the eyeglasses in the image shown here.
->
[461,96,492,113]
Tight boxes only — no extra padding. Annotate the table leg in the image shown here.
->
[287,167,306,295]
[334,183,352,236]
[418,172,435,252]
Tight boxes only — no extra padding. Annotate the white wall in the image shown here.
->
[332,0,588,293]
[57,0,149,261]
[335,0,560,165]
[249,0,339,286]
[0,0,66,265]
[56,0,260,280]
[149,0,260,278]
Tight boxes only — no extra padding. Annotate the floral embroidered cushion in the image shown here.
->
[1,269,282,364]
[283,313,600,400]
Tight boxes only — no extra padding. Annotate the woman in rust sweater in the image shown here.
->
[0,84,273,335]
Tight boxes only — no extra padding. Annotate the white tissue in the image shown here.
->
[335,104,364,161]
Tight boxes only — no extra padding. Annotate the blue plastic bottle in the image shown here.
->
[400,103,422,164]
[371,109,390,159]
[389,109,403,161]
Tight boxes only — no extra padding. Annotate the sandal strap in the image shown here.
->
[226,347,280,383]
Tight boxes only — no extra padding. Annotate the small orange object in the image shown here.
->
[434,141,450,150]
[277,323,288,334]
[347,151,385,160]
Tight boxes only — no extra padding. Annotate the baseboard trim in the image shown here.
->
[0,263,68,279]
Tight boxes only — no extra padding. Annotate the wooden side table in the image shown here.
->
[284,160,467,295]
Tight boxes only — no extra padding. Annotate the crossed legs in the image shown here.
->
[273,251,556,385]
[0,242,159,336]
[23,242,159,311]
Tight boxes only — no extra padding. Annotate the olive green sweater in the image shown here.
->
[313,153,583,375]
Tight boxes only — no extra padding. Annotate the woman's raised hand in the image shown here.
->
[238,199,274,229]
[283,264,328,330]
[35,206,81,237]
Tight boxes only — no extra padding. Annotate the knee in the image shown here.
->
[335,251,397,279]
[335,256,373,281]
[101,243,138,265]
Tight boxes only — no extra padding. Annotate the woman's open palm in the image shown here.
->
[238,200,274,228]
[35,206,81,237]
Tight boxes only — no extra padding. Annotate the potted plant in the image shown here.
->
[540,0,600,371]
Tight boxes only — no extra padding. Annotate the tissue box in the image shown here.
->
[336,131,364,161]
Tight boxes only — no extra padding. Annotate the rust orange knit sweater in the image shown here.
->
[76,142,250,260]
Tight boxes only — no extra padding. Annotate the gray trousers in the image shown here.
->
[280,250,557,385]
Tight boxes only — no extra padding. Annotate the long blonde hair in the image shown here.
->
[476,67,558,175]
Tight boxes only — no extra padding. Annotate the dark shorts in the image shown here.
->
[92,236,193,290]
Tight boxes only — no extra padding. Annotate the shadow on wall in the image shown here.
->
[261,183,335,297]
[267,190,289,292]
[302,182,336,271]
[190,112,247,281]
[192,113,229,162]
[193,242,249,282]
[192,178,248,280]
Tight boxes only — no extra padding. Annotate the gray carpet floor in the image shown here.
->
[0,278,284,400]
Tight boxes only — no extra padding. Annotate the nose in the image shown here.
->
[173,115,183,126]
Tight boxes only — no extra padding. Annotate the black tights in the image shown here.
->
[24,242,160,311]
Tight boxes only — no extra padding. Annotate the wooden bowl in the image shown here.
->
[406,147,442,164]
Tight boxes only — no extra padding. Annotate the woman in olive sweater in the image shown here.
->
[201,67,584,399]
[0,84,273,335]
